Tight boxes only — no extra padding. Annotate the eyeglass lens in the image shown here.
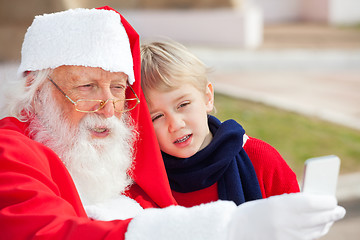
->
[75,99,138,113]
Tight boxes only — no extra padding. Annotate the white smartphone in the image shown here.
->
[301,155,341,196]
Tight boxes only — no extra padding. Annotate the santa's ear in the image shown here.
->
[25,72,35,87]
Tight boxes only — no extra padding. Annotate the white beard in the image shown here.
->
[29,84,136,206]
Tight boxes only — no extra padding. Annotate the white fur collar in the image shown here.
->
[85,195,143,221]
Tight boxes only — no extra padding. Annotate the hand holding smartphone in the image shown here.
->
[301,155,341,196]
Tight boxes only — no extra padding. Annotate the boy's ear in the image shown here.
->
[205,82,214,113]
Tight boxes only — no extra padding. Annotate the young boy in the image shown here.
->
[140,41,300,207]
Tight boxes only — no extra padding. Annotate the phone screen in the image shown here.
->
[301,155,341,196]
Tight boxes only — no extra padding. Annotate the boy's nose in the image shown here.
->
[168,115,185,133]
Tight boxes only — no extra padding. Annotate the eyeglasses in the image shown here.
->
[47,76,140,113]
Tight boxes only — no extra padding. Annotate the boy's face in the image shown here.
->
[147,83,214,158]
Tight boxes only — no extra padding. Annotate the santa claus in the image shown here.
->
[0,6,345,240]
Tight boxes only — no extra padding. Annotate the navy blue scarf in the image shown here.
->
[162,115,263,205]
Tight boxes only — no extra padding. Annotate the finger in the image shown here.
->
[298,222,334,240]
[320,222,334,236]
[299,206,346,228]
[332,206,346,221]
[291,193,338,212]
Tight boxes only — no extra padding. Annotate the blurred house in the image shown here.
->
[255,0,360,24]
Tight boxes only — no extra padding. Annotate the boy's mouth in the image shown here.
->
[174,134,192,144]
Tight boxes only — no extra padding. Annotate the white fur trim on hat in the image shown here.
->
[18,8,135,84]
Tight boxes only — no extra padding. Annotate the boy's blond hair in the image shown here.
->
[140,41,209,101]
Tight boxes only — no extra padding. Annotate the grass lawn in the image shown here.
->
[213,93,360,181]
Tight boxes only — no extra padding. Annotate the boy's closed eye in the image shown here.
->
[151,114,164,122]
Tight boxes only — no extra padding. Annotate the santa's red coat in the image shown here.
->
[0,117,136,239]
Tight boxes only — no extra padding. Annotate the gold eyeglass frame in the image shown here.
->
[47,76,140,113]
